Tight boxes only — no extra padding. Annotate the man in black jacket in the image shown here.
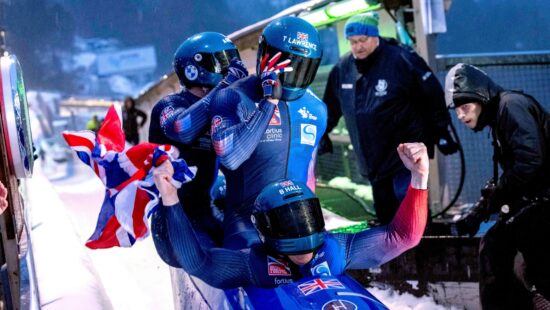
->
[321,12,458,224]
[446,63,550,309]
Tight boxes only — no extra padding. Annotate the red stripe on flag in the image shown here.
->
[85,217,122,249]
[132,188,150,238]
[63,133,95,151]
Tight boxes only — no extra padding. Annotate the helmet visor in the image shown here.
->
[254,198,325,239]
[259,43,321,89]
[195,49,240,75]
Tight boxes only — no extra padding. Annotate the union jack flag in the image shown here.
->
[160,106,175,126]
[279,180,294,187]
[297,32,309,41]
[63,104,196,249]
[297,278,345,296]
[269,105,281,125]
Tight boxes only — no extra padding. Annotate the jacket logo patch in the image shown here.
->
[300,124,317,146]
[211,115,223,128]
[341,83,353,90]
[374,79,388,97]
[160,106,175,126]
[298,107,317,120]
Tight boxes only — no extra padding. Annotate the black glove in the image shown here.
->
[456,207,486,237]
[455,202,490,237]
[318,133,333,155]
[456,180,495,236]
[436,129,459,155]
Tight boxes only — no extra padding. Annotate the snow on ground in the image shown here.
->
[328,176,373,202]
[34,158,174,310]
[369,287,459,310]
[323,208,361,230]
[27,162,112,310]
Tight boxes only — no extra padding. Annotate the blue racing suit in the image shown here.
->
[149,89,222,266]
[154,185,428,289]
[210,75,327,249]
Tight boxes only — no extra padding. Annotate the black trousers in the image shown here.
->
[125,133,139,146]
[371,169,411,225]
[479,201,550,309]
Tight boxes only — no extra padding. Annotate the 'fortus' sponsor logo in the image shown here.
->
[261,127,283,142]
[274,278,293,285]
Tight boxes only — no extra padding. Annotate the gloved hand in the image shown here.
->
[259,52,292,99]
[222,58,248,86]
[261,70,280,99]
[456,203,489,237]
[318,133,333,155]
[437,129,459,155]
[456,179,496,236]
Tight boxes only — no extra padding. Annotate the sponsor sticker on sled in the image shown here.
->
[267,256,291,276]
[322,300,357,310]
[298,278,345,296]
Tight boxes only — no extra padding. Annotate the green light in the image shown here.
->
[299,0,381,28]
[327,0,381,19]
[300,9,330,27]
[327,0,365,18]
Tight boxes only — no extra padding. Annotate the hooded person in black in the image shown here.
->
[446,63,550,309]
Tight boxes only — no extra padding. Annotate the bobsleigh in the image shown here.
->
[186,272,388,309]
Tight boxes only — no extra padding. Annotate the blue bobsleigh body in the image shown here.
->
[222,274,388,310]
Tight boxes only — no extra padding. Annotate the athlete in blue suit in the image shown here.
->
[209,16,327,249]
[152,142,429,289]
[148,32,247,265]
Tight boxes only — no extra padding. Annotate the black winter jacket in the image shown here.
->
[323,38,451,182]
[448,64,550,213]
